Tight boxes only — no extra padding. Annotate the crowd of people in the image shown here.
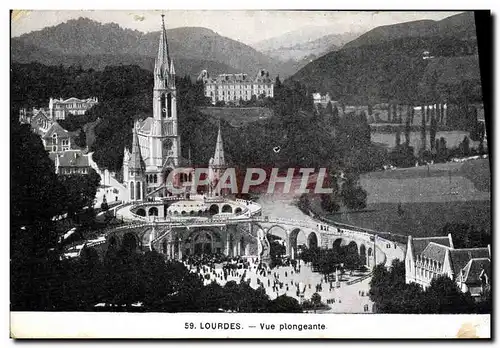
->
[180,251,373,313]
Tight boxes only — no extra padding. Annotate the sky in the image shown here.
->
[11,10,463,45]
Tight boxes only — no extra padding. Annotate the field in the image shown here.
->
[371,130,480,152]
[325,159,491,237]
[200,107,273,127]
[326,201,490,238]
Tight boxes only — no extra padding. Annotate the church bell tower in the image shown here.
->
[152,14,180,172]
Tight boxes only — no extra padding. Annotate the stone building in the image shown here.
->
[198,69,274,105]
[405,234,491,300]
[49,96,98,120]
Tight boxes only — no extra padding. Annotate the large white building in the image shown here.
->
[198,69,274,105]
[405,234,491,300]
[49,97,98,120]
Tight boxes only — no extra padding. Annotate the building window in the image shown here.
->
[62,139,69,151]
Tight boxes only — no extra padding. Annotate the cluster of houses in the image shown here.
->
[19,97,98,176]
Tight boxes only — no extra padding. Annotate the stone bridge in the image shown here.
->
[83,214,393,268]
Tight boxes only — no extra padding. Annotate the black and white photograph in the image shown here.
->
[9,8,492,339]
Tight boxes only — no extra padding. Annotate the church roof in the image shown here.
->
[138,117,154,134]
[449,247,490,277]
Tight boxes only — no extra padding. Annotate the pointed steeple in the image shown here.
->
[129,123,145,172]
[154,14,171,83]
[213,120,225,167]
[170,58,175,76]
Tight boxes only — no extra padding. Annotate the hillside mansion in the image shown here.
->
[198,69,274,105]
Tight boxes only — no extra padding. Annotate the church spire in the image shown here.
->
[154,14,171,85]
[129,123,145,172]
[213,120,225,167]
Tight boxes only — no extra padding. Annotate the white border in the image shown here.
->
[3,0,499,344]
[10,312,492,339]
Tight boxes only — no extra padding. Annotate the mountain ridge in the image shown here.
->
[12,17,296,78]
[343,12,476,49]
[290,12,480,104]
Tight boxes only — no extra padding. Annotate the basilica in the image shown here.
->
[122,16,226,202]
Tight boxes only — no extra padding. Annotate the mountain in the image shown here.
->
[11,39,238,79]
[11,17,293,78]
[290,12,480,104]
[252,25,362,52]
[260,32,362,62]
[343,12,476,49]
[253,27,362,62]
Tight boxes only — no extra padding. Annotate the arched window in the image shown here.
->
[130,181,135,200]
[166,93,172,118]
[154,174,157,183]
[136,181,141,201]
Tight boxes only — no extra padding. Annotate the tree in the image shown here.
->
[74,128,87,148]
[332,105,340,127]
[395,127,401,148]
[325,101,333,116]
[430,106,437,153]
[268,235,286,267]
[275,75,282,89]
[320,193,340,213]
[425,276,475,314]
[404,117,411,146]
[460,136,470,156]
[420,104,427,158]
[341,173,367,211]
[58,169,101,221]
[311,292,322,313]
[268,295,302,313]
[11,123,64,261]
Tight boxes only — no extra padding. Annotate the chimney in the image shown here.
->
[448,233,454,249]
[488,244,491,258]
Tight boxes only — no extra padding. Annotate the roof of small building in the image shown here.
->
[53,97,98,104]
[462,258,490,284]
[420,242,449,264]
[57,150,90,168]
[449,248,490,277]
[412,236,453,255]
[204,70,273,84]
[42,122,76,139]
